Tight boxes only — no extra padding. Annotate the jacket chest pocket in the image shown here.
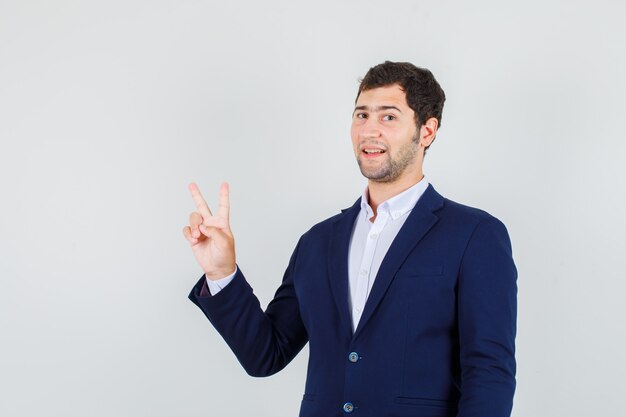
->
[398,264,444,278]
[393,264,456,325]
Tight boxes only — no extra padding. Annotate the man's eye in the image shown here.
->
[383,115,395,121]
[356,113,367,119]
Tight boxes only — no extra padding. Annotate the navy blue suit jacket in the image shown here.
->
[189,184,517,417]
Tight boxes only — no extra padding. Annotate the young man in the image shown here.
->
[184,61,517,417]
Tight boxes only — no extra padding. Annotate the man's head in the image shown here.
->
[356,61,446,148]
[351,61,445,184]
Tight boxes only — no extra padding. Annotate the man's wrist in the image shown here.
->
[204,266,238,296]
[205,267,236,281]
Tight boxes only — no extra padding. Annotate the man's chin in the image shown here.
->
[359,169,394,183]
[357,158,396,181]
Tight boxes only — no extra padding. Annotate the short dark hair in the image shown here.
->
[356,61,446,152]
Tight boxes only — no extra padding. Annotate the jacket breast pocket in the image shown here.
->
[394,263,455,325]
[398,264,444,278]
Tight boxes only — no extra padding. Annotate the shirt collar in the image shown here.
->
[360,176,430,221]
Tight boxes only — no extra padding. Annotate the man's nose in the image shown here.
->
[360,118,382,138]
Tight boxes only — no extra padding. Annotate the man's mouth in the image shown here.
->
[362,148,386,158]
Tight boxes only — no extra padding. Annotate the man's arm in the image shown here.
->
[189,237,308,377]
[183,182,308,376]
[457,216,518,417]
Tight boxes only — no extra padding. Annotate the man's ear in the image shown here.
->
[419,117,439,148]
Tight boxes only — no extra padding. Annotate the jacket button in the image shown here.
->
[343,402,355,413]
[348,352,359,363]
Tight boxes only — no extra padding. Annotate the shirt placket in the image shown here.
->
[352,211,389,328]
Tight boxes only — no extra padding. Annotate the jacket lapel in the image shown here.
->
[328,197,361,337]
[353,184,444,339]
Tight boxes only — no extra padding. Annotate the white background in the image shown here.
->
[1,0,625,416]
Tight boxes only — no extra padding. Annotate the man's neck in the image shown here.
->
[367,171,425,218]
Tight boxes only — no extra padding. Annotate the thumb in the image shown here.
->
[199,224,218,238]
[199,225,233,242]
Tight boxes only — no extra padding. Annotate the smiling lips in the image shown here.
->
[362,147,386,159]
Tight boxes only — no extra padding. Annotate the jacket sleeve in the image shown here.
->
[188,237,308,377]
[457,216,518,417]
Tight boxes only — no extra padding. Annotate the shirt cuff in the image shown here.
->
[205,266,238,296]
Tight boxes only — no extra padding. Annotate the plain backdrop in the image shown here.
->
[1,0,625,416]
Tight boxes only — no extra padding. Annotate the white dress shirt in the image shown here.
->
[346,176,429,330]
[205,176,430,332]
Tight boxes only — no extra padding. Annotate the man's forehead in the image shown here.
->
[355,84,409,109]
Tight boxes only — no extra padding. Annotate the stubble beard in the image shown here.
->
[357,132,420,183]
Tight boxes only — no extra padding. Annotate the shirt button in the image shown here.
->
[343,402,355,413]
[348,352,359,363]
[370,233,378,239]
[360,269,368,275]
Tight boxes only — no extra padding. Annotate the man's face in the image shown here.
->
[351,84,421,183]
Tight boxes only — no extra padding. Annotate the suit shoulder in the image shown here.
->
[303,211,344,237]
[440,197,507,229]
[299,198,359,240]
[438,197,514,255]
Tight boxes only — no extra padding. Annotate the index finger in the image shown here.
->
[188,182,212,217]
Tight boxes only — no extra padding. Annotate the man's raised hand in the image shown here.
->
[183,182,236,280]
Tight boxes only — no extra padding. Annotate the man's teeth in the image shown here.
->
[364,149,384,154]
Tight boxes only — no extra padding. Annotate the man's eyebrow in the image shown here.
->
[353,105,403,114]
